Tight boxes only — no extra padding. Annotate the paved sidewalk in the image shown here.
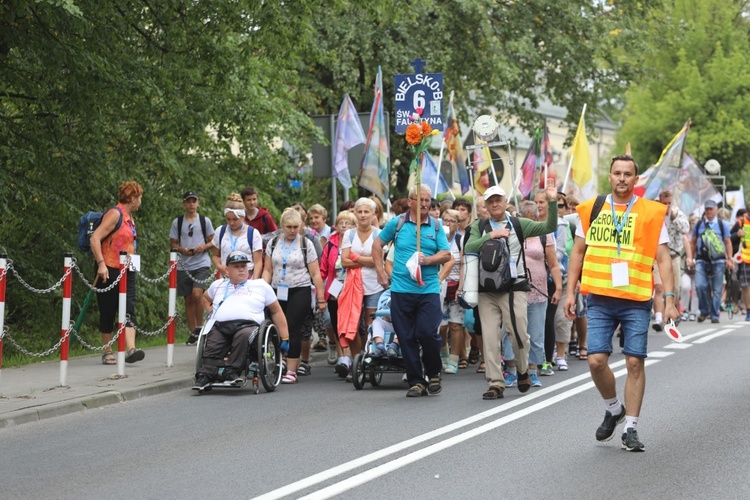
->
[0,343,199,428]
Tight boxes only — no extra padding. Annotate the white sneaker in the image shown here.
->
[327,343,337,365]
[555,357,568,371]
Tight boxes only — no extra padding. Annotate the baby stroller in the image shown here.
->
[352,290,405,390]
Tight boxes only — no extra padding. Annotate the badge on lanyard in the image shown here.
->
[611,261,629,287]
[277,283,289,301]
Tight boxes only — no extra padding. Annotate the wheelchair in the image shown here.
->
[351,310,405,390]
[194,318,282,394]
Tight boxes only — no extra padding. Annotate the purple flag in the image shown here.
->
[333,94,366,189]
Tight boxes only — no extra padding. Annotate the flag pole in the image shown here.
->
[435,138,446,196]
[330,114,338,221]
[562,104,587,193]
[508,140,517,201]
[416,153,423,254]
[467,160,477,222]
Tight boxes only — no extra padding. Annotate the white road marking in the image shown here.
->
[678,328,716,342]
[664,343,693,349]
[298,361,659,500]
[723,324,744,329]
[693,328,734,344]
[647,351,674,358]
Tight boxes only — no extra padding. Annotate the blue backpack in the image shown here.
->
[78,207,123,253]
[218,224,257,252]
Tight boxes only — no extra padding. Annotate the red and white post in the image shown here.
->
[166,251,177,367]
[117,251,128,376]
[59,253,73,386]
[0,253,7,378]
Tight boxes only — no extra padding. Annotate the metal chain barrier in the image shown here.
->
[3,324,74,358]
[0,266,8,282]
[72,322,125,351]
[134,259,178,284]
[134,313,177,337]
[6,259,74,294]
[181,264,216,284]
[72,260,129,293]
[175,313,195,337]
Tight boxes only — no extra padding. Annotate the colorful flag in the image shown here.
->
[444,93,469,194]
[518,127,541,199]
[472,138,493,196]
[726,185,745,223]
[569,112,592,186]
[421,152,451,196]
[642,120,691,199]
[359,67,390,203]
[531,123,554,192]
[333,94,366,190]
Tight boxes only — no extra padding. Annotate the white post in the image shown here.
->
[167,251,177,367]
[59,254,73,386]
[117,252,127,376]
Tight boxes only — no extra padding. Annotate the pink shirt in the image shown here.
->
[525,235,555,304]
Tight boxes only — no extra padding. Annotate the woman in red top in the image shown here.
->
[90,181,144,365]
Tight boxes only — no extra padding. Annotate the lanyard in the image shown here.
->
[228,225,244,253]
[280,236,297,280]
[609,195,636,255]
[215,279,246,313]
[489,219,508,231]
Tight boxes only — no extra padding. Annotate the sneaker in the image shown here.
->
[222,369,243,385]
[530,373,542,387]
[621,428,645,452]
[327,343,337,365]
[680,312,689,322]
[386,344,400,359]
[697,314,706,323]
[504,372,518,387]
[539,363,555,376]
[186,328,201,346]
[406,383,428,397]
[711,318,720,324]
[652,320,664,332]
[297,361,311,376]
[335,362,349,379]
[345,370,353,383]
[596,407,626,442]
[192,373,212,392]
[371,346,386,357]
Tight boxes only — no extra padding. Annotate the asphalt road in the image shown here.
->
[2,319,750,500]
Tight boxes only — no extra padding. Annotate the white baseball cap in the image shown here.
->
[483,185,506,201]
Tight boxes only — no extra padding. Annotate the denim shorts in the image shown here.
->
[363,290,384,309]
[586,294,652,358]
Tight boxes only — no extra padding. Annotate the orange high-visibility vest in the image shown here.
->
[742,217,750,264]
[577,196,667,301]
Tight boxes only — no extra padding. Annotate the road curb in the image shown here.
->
[0,377,193,429]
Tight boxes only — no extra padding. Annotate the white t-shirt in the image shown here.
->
[446,231,461,282]
[206,279,277,324]
[340,227,384,295]
[212,225,263,270]
[266,236,318,289]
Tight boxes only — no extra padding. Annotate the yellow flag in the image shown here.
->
[570,114,592,186]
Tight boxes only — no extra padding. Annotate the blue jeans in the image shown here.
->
[695,260,725,319]
[586,294,651,358]
[502,302,546,365]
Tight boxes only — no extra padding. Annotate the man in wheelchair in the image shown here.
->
[193,252,289,391]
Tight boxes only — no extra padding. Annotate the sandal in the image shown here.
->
[482,386,504,400]
[468,348,480,365]
[458,358,469,369]
[578,347,588,360]
[281,371,298,384]
[476,361,486,373]
[101,352,116,365]
[444,360,459,374]
[427,374,442,394]
[124,348,145,364]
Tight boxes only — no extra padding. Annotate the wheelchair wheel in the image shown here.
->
[352,353,366,390]
[369,368,382,387]
[257,320,282,392]
[195,333,207,374]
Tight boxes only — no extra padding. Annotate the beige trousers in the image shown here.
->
[478,290,530,388]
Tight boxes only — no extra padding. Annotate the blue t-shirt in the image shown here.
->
[693,217,731,260]
[379,214,450,295]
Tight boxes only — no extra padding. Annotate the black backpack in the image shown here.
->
[477,217,525,293]
[177,214,209,245]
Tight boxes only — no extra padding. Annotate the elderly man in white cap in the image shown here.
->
[464,180,559,400]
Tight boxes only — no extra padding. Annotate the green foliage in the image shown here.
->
[615,0,750,187]
[0,0,657,363]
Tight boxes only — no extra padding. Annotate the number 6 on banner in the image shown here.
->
[413,90,425,111]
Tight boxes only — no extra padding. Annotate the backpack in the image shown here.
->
[218,224,257,252]
[393,214,441,242]
[347,227,380,245]
[78,207,123,253]
[698,219,727,261]
[477,217,525,293]
[177,214,208,245]
[268,232,313,274]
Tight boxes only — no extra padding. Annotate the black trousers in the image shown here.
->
[197,320,258,380]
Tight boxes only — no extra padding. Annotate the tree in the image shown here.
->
[615,0,750,187]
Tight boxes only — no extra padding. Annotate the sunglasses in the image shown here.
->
[227,254,249,264]
[409,197,431,204]
[188,224,193,237]
[557,204,566,209]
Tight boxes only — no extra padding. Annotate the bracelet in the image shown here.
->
[96,259,104,265]
[317,300,326,304]
[663,292,675,298]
